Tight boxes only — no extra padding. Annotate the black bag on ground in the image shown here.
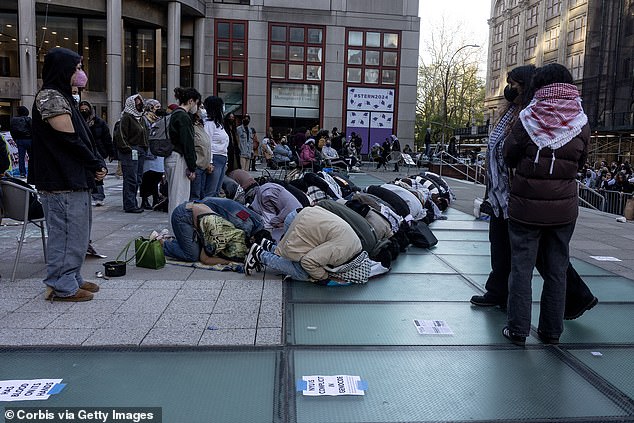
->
[407,220,438,249]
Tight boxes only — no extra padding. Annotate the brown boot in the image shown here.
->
[79,281,100,293]
[44,287,94,302]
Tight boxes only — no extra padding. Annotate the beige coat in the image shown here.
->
[193,124,212,170]
[275,206,362,281]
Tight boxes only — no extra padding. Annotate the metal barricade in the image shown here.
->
[577,182,605,211]
[600,189,634,215]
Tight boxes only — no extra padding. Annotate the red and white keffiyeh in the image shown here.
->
[519,83,587,173]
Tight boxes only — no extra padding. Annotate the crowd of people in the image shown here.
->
[579,160,634,193]
[0,48,602,350]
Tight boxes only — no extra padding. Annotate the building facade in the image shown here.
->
[484,0,634,163]
[0,0,420,151]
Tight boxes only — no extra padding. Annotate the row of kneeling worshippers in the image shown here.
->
[162,169,454,286]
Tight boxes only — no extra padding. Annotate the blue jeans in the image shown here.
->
[92,185,105,202]
[209,155,228,197]
[507,220,575,338]
[190,168,212,201]
[120,148,146,211]
[16,138,31,176]
[199,197,265,238]
[162,203,200,262]
[40,191,91,297]
[260,250,310,281]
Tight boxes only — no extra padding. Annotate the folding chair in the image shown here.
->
[401,153,417,175]
[386,151,403,172]
[0,179,47,282]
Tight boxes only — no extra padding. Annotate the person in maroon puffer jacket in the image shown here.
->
[502,64,589,347]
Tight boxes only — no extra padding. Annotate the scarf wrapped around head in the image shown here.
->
[121,94,144,118]
[520,83,588,173]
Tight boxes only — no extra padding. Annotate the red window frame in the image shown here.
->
[343,28,401,136]
[266,23,326,130]
[214,19,248,115]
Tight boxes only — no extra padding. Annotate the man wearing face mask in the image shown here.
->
[79,100,114,206]
[118,94,148,213]
[29,48,107,302]
[236,114,255,171]
[470,65,597,331]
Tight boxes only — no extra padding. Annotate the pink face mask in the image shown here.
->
[73,69,88,88]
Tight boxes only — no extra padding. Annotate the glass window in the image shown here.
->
[37,15,79,77]
[289,46,304,61]
[307,28,323,44]
[348,31,363,46]
[232,42,245,58]
[289,64,303,79]
[366,32,381,47]
[232,61,244,76]
[82,18,107,92]
[217,22,230,39]
[0,13,18,77]
[365,50,380,66]
[218,41,230,57]
[383,33,398,48]
[383,51,398,67]
[271,26,286,42]
[307,47,322,62]
[290,27,304,43]
[271,63,285,78]
[232,22,245,39]
[179,37,193,88]
[218,80,243,116]
[217,60,230,75]
[347,68,362,83]
[348,49,363,65]
[307,65,321,80]
[136,29,156,94]
[365,68,379,84]
[382,69,397,85]
[271,44,286,60]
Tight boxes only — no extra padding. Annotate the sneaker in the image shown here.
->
[79,281,100,293]
[94,201,104,207]
[470,295,504,308]
[259,238,275,252]
[44,287,94,302]
[244,244,263,276]
[564,296,598,320]
[502,326,526,347]
[149,230,160,241]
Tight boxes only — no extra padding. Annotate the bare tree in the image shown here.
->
[416,19,485,149]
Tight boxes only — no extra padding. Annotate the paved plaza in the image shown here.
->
[1,165,634,422]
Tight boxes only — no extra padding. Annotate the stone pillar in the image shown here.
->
[18,0,37,110]
[107,0,123,129]
[193,17,209,96]
[167,2,182,101]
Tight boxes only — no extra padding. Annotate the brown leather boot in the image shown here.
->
[44,287,94,302]
[79,281,100,293]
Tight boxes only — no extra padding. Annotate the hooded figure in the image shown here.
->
[29,47,106,302]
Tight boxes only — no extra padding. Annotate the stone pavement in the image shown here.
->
[0,164,632,347]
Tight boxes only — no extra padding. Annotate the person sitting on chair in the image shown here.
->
[273,136,294,168]
[299,139,321,171]
[321,140,349,171]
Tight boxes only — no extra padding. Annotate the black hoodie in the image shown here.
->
[28,48,105,191]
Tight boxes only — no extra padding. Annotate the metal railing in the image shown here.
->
[437,151,486,184]
[577,183,605,211]
[577,182,633,216]
[600,189,634,215]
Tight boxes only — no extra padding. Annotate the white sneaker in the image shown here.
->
[149,230,160,241]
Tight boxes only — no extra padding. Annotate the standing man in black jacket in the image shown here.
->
[29,47,107,302]
[79,100,114,206]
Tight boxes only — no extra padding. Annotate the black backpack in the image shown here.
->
[10,116,32,139]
